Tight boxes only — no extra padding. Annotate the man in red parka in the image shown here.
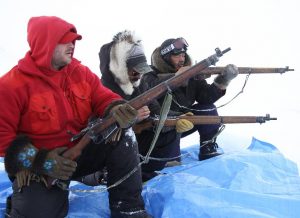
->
[0,16,150,218]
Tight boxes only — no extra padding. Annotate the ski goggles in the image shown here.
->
[160,38,189,56]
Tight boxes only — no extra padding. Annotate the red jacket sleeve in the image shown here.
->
[0,77,21,156]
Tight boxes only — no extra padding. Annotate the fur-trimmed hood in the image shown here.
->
[151,47,192,74]
[99,30,146,95]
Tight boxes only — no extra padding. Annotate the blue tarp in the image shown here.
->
[1,137,300,218]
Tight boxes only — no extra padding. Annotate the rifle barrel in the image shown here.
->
[164,114,277,125]
[133,114,277,134]
[200,66,294,75]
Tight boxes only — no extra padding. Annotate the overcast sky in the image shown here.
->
[1,0,300,167]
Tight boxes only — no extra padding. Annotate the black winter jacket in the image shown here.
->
[100,41,175,119]
[142,47,226,114]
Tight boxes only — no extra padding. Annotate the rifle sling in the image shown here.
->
[143,92,172,162]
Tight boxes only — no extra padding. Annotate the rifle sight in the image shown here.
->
[215,47,231,57]
[258,114,277,123]
[285,66,294,72]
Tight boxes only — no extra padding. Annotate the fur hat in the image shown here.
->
[109,30,151,95]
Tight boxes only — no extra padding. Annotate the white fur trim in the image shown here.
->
[109,30,143,95]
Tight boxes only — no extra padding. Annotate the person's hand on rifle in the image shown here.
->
[176,112,194,133]
[34,147,78,180]
[111,103,138,129]
[107,103,138,143]
[175,66,191,76]
[175,66,191,87]
[214,64,239,90]
[137,106,150,122]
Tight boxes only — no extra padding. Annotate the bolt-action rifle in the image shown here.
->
[133,114,277,134]
[200,66,294,75]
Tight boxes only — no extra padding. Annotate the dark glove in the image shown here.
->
[214,64,239,90]
[111,103,138,129]
[5,135,77,181]
[33,147,77,180]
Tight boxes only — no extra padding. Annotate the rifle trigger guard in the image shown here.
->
[70,118,101,142]
[88,122,119,144]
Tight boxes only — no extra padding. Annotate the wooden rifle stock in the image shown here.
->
[133,114,277,134]
[199,66,294,75]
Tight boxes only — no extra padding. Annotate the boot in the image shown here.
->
[198,142,223,161]
[111,209,152,218]
[75,168,107,186]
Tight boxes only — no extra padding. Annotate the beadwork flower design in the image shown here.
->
[17,147,37,168]
[43,159,56,172]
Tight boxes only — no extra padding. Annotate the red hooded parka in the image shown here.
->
[0,16,122,156]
